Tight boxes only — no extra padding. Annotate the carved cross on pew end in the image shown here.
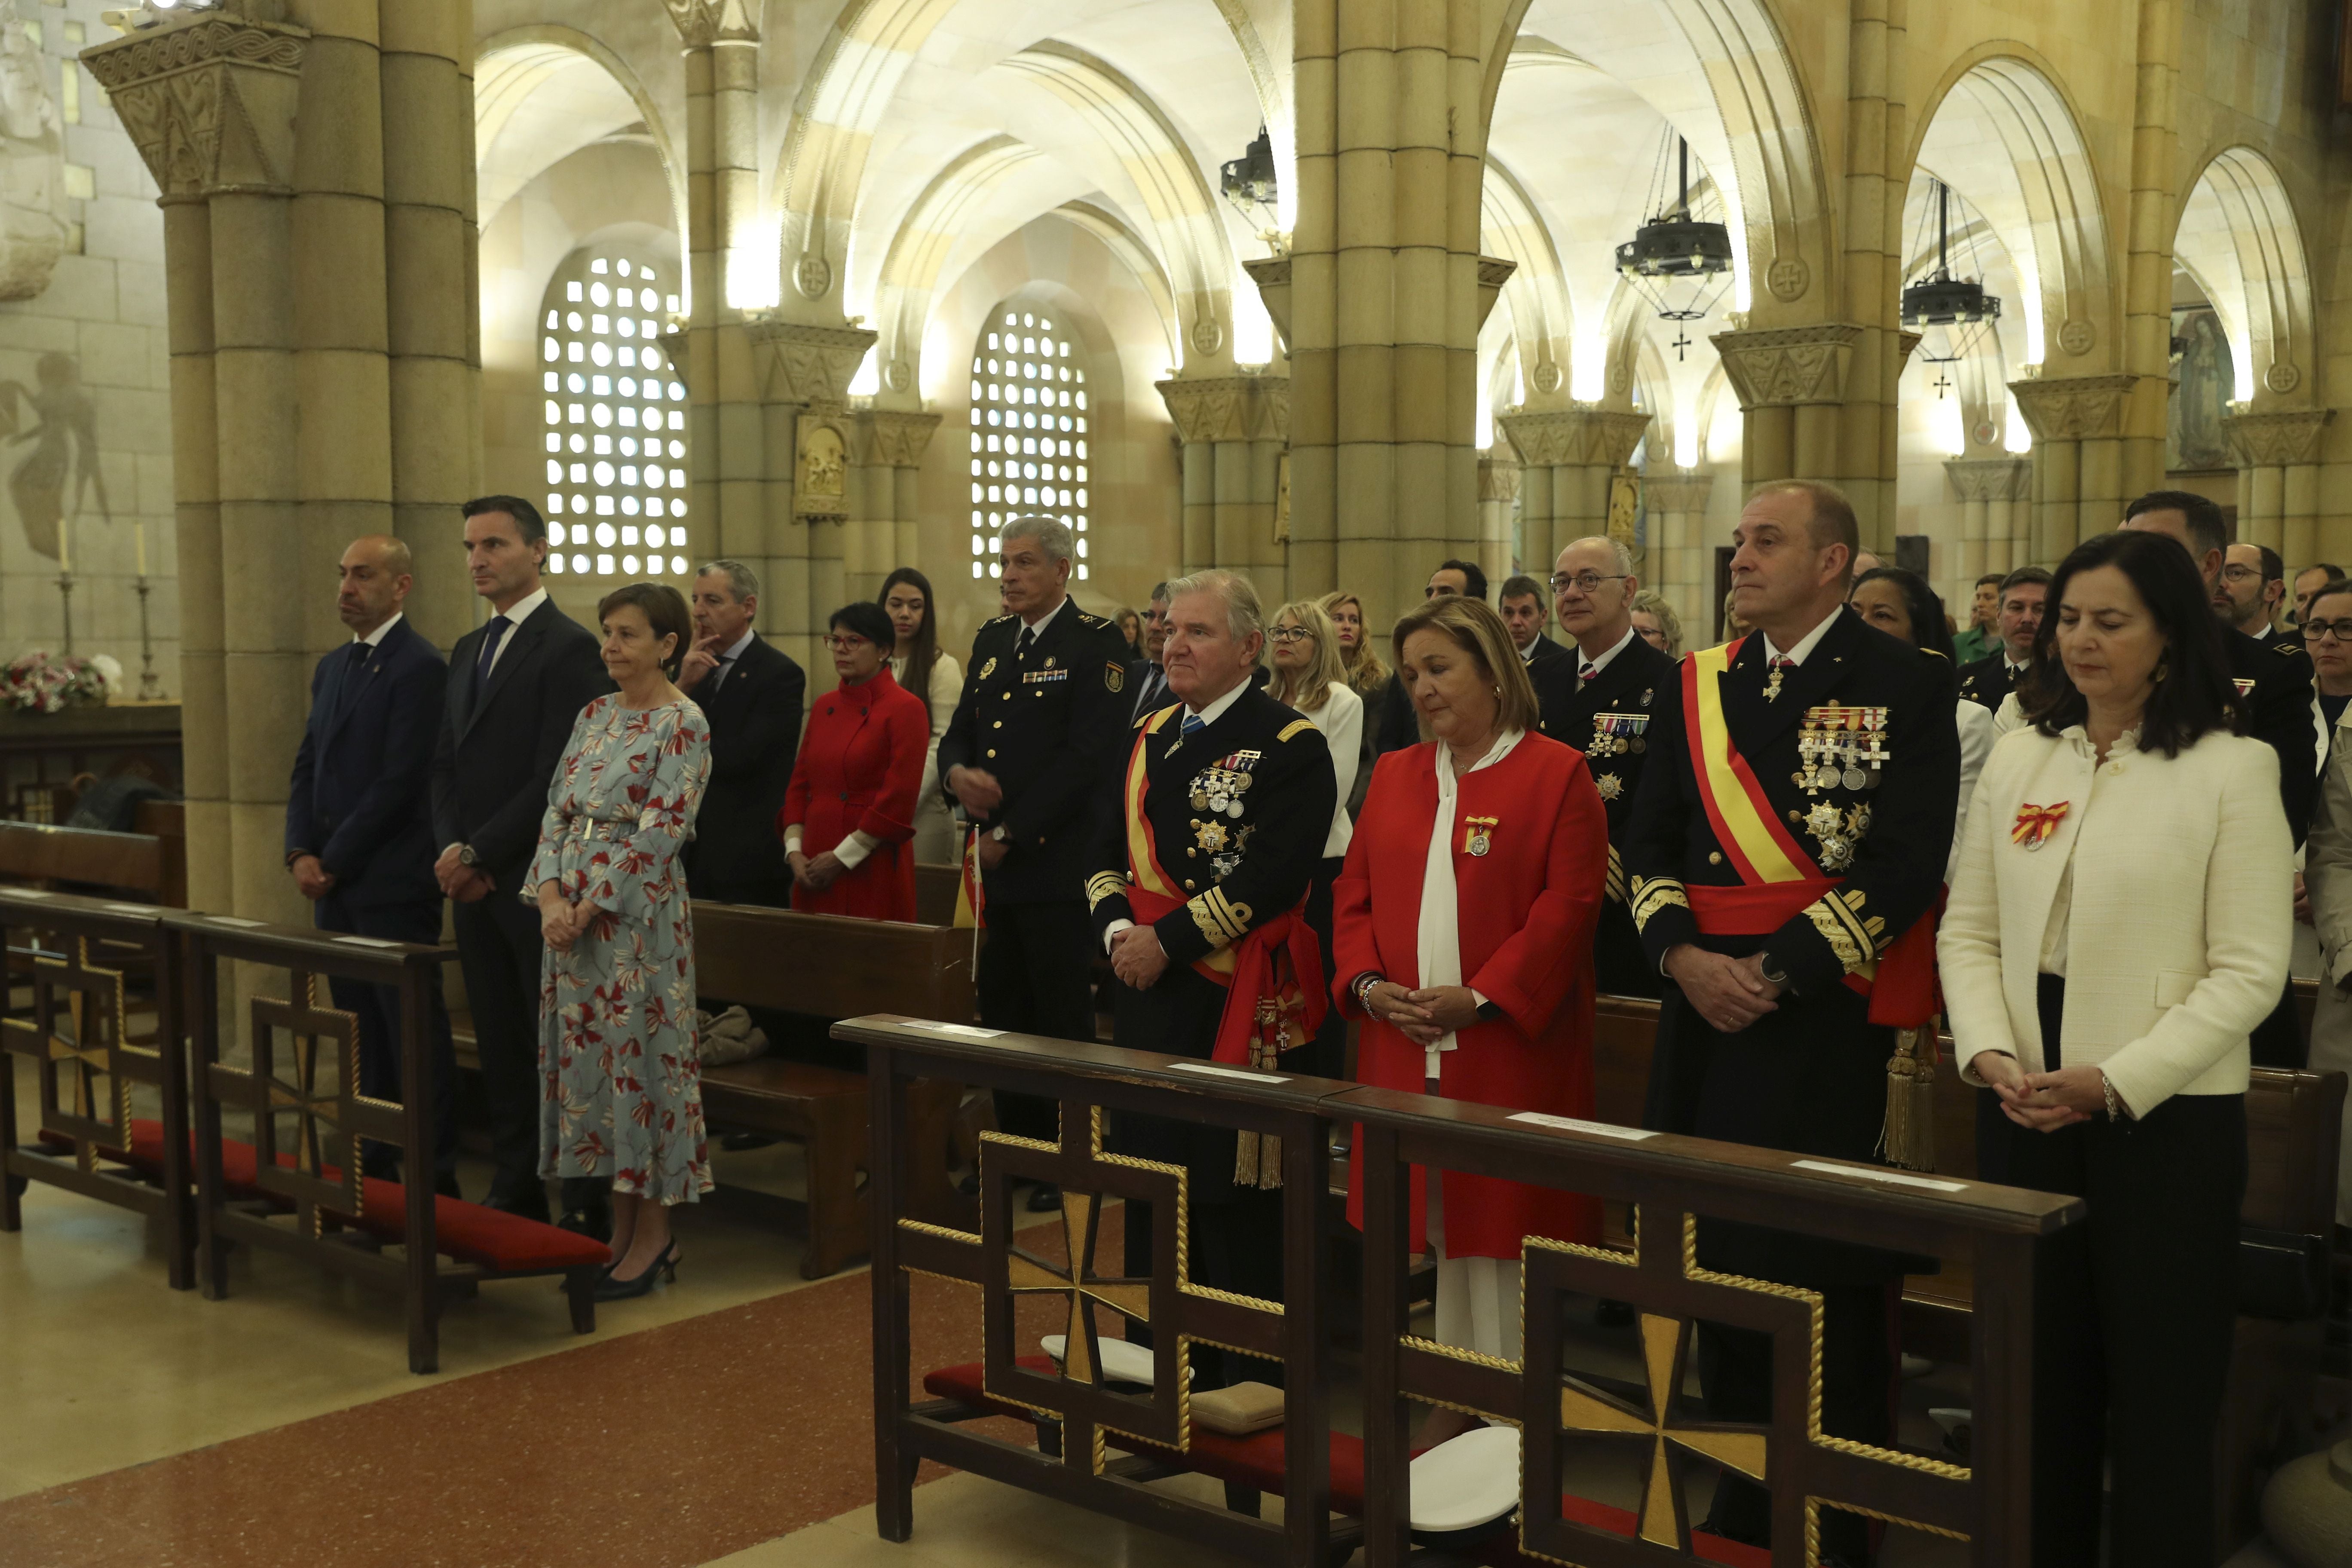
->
[2,935,134,1160]
[1556,1311,1768,1552]
[1005,1187,1152,1386]
[245,970,363,1232]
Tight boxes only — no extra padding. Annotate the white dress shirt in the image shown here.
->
[707,626,756,695]
[479,587,548,680]
[1761,608,1838,669]
[1102,677,1251,951]
[353,611,403,648]
[1576,624,1638,681]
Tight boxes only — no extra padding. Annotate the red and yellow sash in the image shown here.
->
[1682,638,1938,1026]
[1120,712,1325,1065]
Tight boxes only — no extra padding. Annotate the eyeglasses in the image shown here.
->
[824,635,873,652]
[2220,565,2267,584]
[1268,626,1314,644]
[2302,620,2352,643]
[1550,571,1629,596]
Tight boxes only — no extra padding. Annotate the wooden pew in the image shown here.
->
[689,899,976,1278]
[914,861,962,929]
[1593,992,2345,1559]
[0,819,176,903]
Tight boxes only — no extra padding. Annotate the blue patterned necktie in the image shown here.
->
[1180,711,1206,741]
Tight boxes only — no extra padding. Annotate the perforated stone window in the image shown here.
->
[539,250,690,579]
[968,307,1090,580]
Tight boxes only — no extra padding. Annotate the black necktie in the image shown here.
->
[334,640,369,720]
[476,615,511,684]
[710,653,735,695]
[1017,626,1036,660]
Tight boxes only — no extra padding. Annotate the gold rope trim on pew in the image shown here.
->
[1812,1496,1971,1544]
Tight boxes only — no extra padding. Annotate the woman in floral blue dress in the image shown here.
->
[527,582,712,1300]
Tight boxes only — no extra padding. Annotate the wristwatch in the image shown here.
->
[1757,952,1790,988]
[456,844,480,868]
[989,826,1008,844]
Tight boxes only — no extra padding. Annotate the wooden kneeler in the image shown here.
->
[0,888,192,1287]
[169,912,609,1375]
[849,1014,1354,1567]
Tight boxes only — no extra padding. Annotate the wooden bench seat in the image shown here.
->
[0,818,184,906]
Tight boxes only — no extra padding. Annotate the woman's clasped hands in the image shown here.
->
[1971,1050,2112,1132]
[536,884,597,952]
[1364,981,1483,1045]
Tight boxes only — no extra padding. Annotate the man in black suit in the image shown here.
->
[429,496,610,1225]
[937,515,1131,1210]
[285,535,457,1190]
[1375,558,1489,753]
[1532,536,1675,998]
[2122,490,2315,1067]
[1498,572,1571,684]
[1955,566,2047,710]
[679,558,805,907]
[1127,581,1173,720]
[1088,568,1334,1384]
[1626,481,1958,1566]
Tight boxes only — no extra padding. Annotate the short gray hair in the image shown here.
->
[1164,569,1262,643]
[695,558,760,603]
[1001,514,1073,564]
[1557,535,1635,577]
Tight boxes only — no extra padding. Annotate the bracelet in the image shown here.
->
[2099,1069,2120,1121]
[1354,973,1384,1017]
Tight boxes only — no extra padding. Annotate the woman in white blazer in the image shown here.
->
[1268,598,1364,1078]
[1848,565,1995,882]
[1939,529,2291,1566]
[880,568,966,866]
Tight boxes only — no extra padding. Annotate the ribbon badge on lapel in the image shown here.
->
[2011,801,2070,850]
[1462,815,1498,857]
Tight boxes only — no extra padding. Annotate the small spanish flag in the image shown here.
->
[955,827,986,929]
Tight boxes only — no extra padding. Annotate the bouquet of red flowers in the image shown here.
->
[2,649,112,714]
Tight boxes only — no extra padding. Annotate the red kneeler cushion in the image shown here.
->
[920,1360,1769,1568]
[44,1118,609,1274]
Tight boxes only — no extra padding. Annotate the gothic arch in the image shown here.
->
[1481,156,1576,403]
[476,26,685,247]
[870,136,1049,400]
[2174,144,2315,405]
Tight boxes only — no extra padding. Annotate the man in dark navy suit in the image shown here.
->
[1498,572,1572,684]
[680,558,805,908]
[286,535,457,1190]
[429,496,609,1225]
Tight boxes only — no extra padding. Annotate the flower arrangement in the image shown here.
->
[3,649,115,714]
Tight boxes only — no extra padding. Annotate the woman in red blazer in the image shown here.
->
[779,602,930,921]
[1335,594,1608,1424]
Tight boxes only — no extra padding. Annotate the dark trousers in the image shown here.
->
[2248,980,2304,1069]
[1973,974,2244,1567]
[451,885,549,1206]
[977,900,1097,1147]
[316,890,457,1182]
[1122,1180,1283,1390]
[1699,1288,1891,1563]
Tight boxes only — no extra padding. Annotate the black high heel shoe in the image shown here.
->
[594,1239,677,1302]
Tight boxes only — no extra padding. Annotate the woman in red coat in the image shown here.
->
[780,602,930,921]
[1335,594,1608,1427]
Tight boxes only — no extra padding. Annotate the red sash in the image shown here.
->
[1681,640,1939,1027]
[1121,715,1326,1065]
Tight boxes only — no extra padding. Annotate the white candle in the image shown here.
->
[134,516,146,578]
[55,510,67,574]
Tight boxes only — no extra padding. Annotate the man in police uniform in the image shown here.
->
[1533,535,1675,998]
[1625,481,1958,1567]
[2120,490,2314,1066]
[1089,569,1334,1382]
[1955,565,2046,711]
[938,515,1133,1208]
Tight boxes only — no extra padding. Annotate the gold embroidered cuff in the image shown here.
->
[1086,871,1127,911]
[1605,845,1627,904]
[1804,888,1887,975]
[1628,875,1689,934]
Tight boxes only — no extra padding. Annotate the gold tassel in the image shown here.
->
[1232,1001,1288,1189]
[1878,1023,1939,1172]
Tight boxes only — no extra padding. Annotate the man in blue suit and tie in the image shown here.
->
[285,535,459,1191]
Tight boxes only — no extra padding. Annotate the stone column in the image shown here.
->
[1157,374,1289,601]
[2122,0,2181,495]
[1709,323,1865,501]
[1476,448,1519,585]
[1641,469,1714,632]
[380,0,478,646]
[2224,410,2332,564]
[2010,375,2135,564]
[1944,456,2033,583]
[745,322,875,671]
[1289,0,1510,626]
[1841,0,1908,539]
[860,410,940,600]
[1498,405,1649,570]
[90,9,306,923]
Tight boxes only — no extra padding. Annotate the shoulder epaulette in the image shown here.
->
[1277,718,1318,742]
[1078,612,1108,626]
[986,613,1014,626]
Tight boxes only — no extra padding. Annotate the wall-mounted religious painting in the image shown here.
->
[2168,308,2233,472]
[0,350,106,564]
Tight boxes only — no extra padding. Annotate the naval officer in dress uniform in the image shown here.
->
[937,515,1133,1209]
[1955,566,2047,712]
[1534,536,1677,999]
[1624,480,1959,1568]
[1088,569,1335,1384]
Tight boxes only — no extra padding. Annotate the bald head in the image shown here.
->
[337,534,413,637]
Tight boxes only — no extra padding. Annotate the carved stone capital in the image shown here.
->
[749,321,877,410]
[2007,374,2136,442]
[83,13,306,197]
[1642,470,1714,514]
[1497,404,1650,470]
[866,409,942,468]
[1944,456,2033,503]
[1476,254,1516,331]
[1156,374,1286,444]
[1709,323,1863,409]
[2223,408,2332,469]
[665,0,760,46]
[1243,254,1290,354]
[1477,451,1520,503]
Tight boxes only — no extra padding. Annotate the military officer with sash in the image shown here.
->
[1089,569,1335,1384]
[1624,480,1958,1568]
[938,515,1133,1210]
[1534,535,1677,998]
